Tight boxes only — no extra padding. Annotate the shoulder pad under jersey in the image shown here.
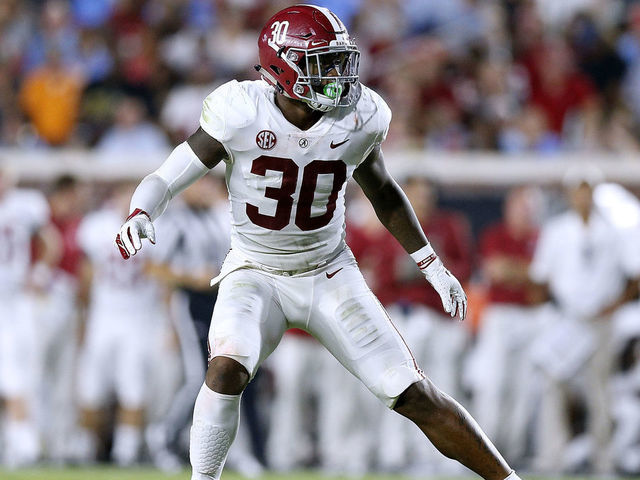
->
[353,84,392,146]
[199,80,258,144]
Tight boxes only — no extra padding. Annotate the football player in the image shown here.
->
[115,5,521,480]
[0,165,60,466]
[76,183,167,466]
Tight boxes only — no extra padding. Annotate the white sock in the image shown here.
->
[4,420,40,466]
[190,383,241,480]
[112,424,142,466]
[504,471,522,480]
[69,426,98,463]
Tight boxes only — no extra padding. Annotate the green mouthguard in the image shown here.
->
[323,82,343,100]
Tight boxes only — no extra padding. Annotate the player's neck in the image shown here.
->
[274,93,324,131]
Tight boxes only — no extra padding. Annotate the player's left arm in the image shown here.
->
[353,145,467,320]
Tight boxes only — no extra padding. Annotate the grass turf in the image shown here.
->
[0,468,405,480]
[0,467,637,480]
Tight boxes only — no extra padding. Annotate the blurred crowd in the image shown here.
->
[1,163,640,477]
[3,0,640,152]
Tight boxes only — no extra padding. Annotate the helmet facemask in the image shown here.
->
[284,46,361,112]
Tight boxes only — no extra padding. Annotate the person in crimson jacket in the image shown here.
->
[466,186,542,466]
[34,175,85,462]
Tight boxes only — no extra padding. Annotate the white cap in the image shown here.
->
[562,163,604,189]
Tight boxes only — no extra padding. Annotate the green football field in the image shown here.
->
[0,467,636,480]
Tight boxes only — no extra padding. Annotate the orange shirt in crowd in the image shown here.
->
[20,67,83,145]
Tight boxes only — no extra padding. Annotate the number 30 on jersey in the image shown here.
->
[246,156,347,231]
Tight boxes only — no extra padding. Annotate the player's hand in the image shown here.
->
[115,208,155,260]
[419,255,467,321]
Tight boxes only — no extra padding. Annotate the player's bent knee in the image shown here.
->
[394,378,449,423]
[205,356,250,395]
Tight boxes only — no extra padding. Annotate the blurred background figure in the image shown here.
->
[467,186,542,466]
[529,166,636,474]
[144,175,226,467]
[595,183,640,474]
[71,183,168,466]
[346,178,473,475]
[19,47,84,146]
[265,328,324,473]
[146,174,262,477]
[0,164,60,467]
[160,63,220,144]
[313,189,385,477]
[380,177,473,476]
[31,175,85,463]
[96,96,169,155]
[0,0,639,152]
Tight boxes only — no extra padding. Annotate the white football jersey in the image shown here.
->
[0,188,49,293]
[78,206,161,314]
[199,79,391,271]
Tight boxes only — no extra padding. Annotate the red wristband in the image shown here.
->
[126,208,150,221]
[416,253,437,270]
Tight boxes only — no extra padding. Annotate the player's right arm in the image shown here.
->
[115,128,226,259]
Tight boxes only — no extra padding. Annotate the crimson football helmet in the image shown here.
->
[256,4,361,112]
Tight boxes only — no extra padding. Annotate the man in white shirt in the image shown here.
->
[530,166,636,473]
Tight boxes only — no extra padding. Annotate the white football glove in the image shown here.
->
[115,209,155,260]
[413,247,467,321]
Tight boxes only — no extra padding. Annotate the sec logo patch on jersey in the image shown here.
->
[256,130,277,150]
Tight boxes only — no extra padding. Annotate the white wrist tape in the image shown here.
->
[130,142,209,221]
[410,243,437,271]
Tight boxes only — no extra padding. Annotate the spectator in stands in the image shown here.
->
[70,0,114,29]
[22,0,80,73]
[76,29,114,85]
[529,166,637,474]
[498,105,561,153]
[352,0,406,58]
[160,63,220,144]
[0,0,31,72]
[2,0,640,151]
[468,186,542,465]
[19,48,85,146]
[205,3,258,79]
[97,96,169,155]
[617,3,640,122]
[520,37,600,148]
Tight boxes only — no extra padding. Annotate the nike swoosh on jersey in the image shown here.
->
[325,268,343,279]
[330,139,350,149]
